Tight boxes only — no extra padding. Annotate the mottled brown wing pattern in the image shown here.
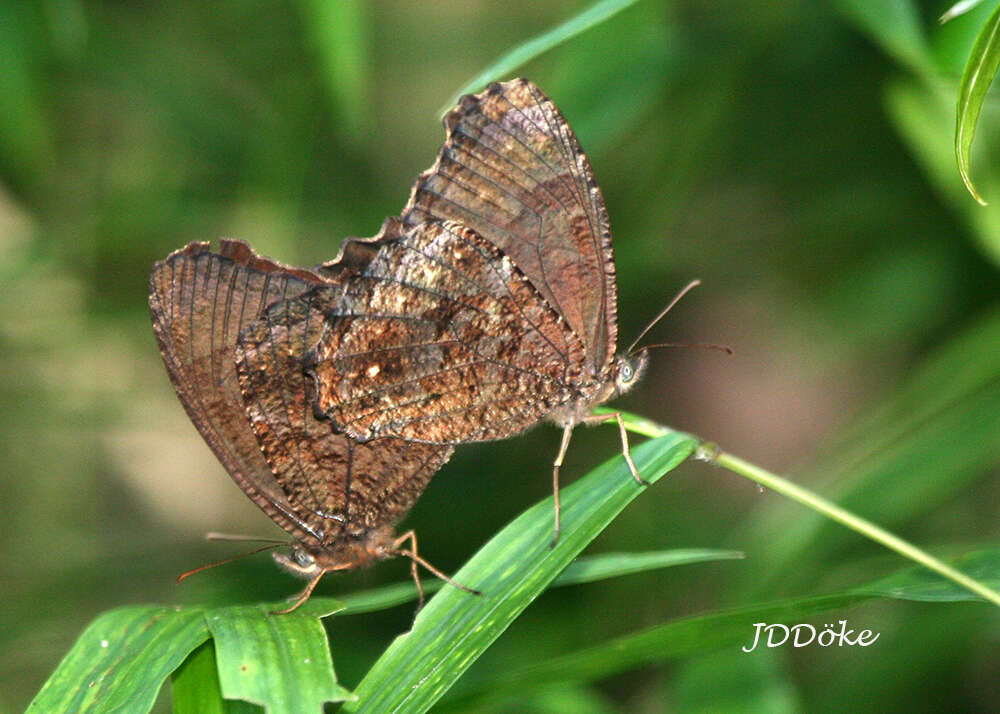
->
[235,290,453,538]
[292,220,587,445]
[149,240,326,543]
[403,78,618,373]
[150,240,453,547]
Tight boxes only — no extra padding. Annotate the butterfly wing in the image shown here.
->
[277,220,586,444]
[150,240,451,544]
[236,288,452,537]
[403,78,618,375]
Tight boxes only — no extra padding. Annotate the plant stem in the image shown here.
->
[598,408,1000,608]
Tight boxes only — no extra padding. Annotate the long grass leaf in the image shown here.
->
[440,0,643,114]
[343,431,697,713]
[955,0,1000,204]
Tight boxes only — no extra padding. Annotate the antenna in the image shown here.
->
[176,542,283,584]
[639,341,733,355]
[626,279,702,354]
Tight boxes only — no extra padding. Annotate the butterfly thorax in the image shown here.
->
[548,351,648,428]
[272,524,396,580]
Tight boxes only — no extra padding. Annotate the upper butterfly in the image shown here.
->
[242,78,650,543]
[149,239,471,613]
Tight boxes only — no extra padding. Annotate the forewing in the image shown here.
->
[149,240,330,543]
[298,220,586,445]
[403,78,618,373]
[236,291,453,538]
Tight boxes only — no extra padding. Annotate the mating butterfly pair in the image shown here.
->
[150,79,650,612]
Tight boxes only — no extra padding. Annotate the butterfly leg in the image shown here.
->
[550,424,575,548]
[392,531,482,608]
[392,530,425,611]
[581,412,649,487]
[271,571,325,615]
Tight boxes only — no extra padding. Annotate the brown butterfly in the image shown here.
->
[244,79,659,544]
[149,239,474,613]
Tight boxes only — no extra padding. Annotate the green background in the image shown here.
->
[2,0,998,711]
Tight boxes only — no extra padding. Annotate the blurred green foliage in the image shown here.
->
[1,0,998,711]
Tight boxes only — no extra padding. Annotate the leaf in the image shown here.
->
[296,0,370,140]
[737,306,1000,592]
[886,79,1000,264]
[941,0,988,24]
[172,642,260,714]
[334,548,742,615]
[442,545,1000,706]
[834,0,933,78]
[440,0,644,114]
[26,605,209,714]
[205,603,354,713]
[555,549,744,586]
[858,548,1000,601]
[955,0,1000,204]
[444,593,866,707]
[342,431,697,713]
[0,2,54,186]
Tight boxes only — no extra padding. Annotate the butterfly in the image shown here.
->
[149,239,474,613]
[243,79,655,544]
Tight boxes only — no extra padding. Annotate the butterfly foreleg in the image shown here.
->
[271,571,325,615]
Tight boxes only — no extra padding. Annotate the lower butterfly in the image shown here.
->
[149,239,475,613]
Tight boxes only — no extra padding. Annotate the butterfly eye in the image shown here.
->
[294,549,315,568]
[620,363,634,382]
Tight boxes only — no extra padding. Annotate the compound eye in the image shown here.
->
[620,362,634,382]
[294,549,315,568]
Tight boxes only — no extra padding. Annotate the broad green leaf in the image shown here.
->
[206,603,354,713]
[343,431,697,713]
[441,0,644,114]
[442,546,1000,706]
[955,0,1000,204]
[172,642,259,714]
[334,548,742,615]
[27,605,209,714]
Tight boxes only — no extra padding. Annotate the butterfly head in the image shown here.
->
[612,349,649,396]
[273,545,323,579]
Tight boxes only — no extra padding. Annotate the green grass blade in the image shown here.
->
[296,0,370,139]
[556,549,744,586]
[835,0,933,78]
[941,1,988,24]
[440,0,643,114]
[336,583,438,615]
[955,0,1000,204]
[172,642,259,714]
[443,546,1000,705]
[737,307,1000,591]
[206,603,354,713]
[27,605,209,714]
[343,431,697,713]
[331,548,741,615]
[858,548,1000,601]
[445,593,864,707]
